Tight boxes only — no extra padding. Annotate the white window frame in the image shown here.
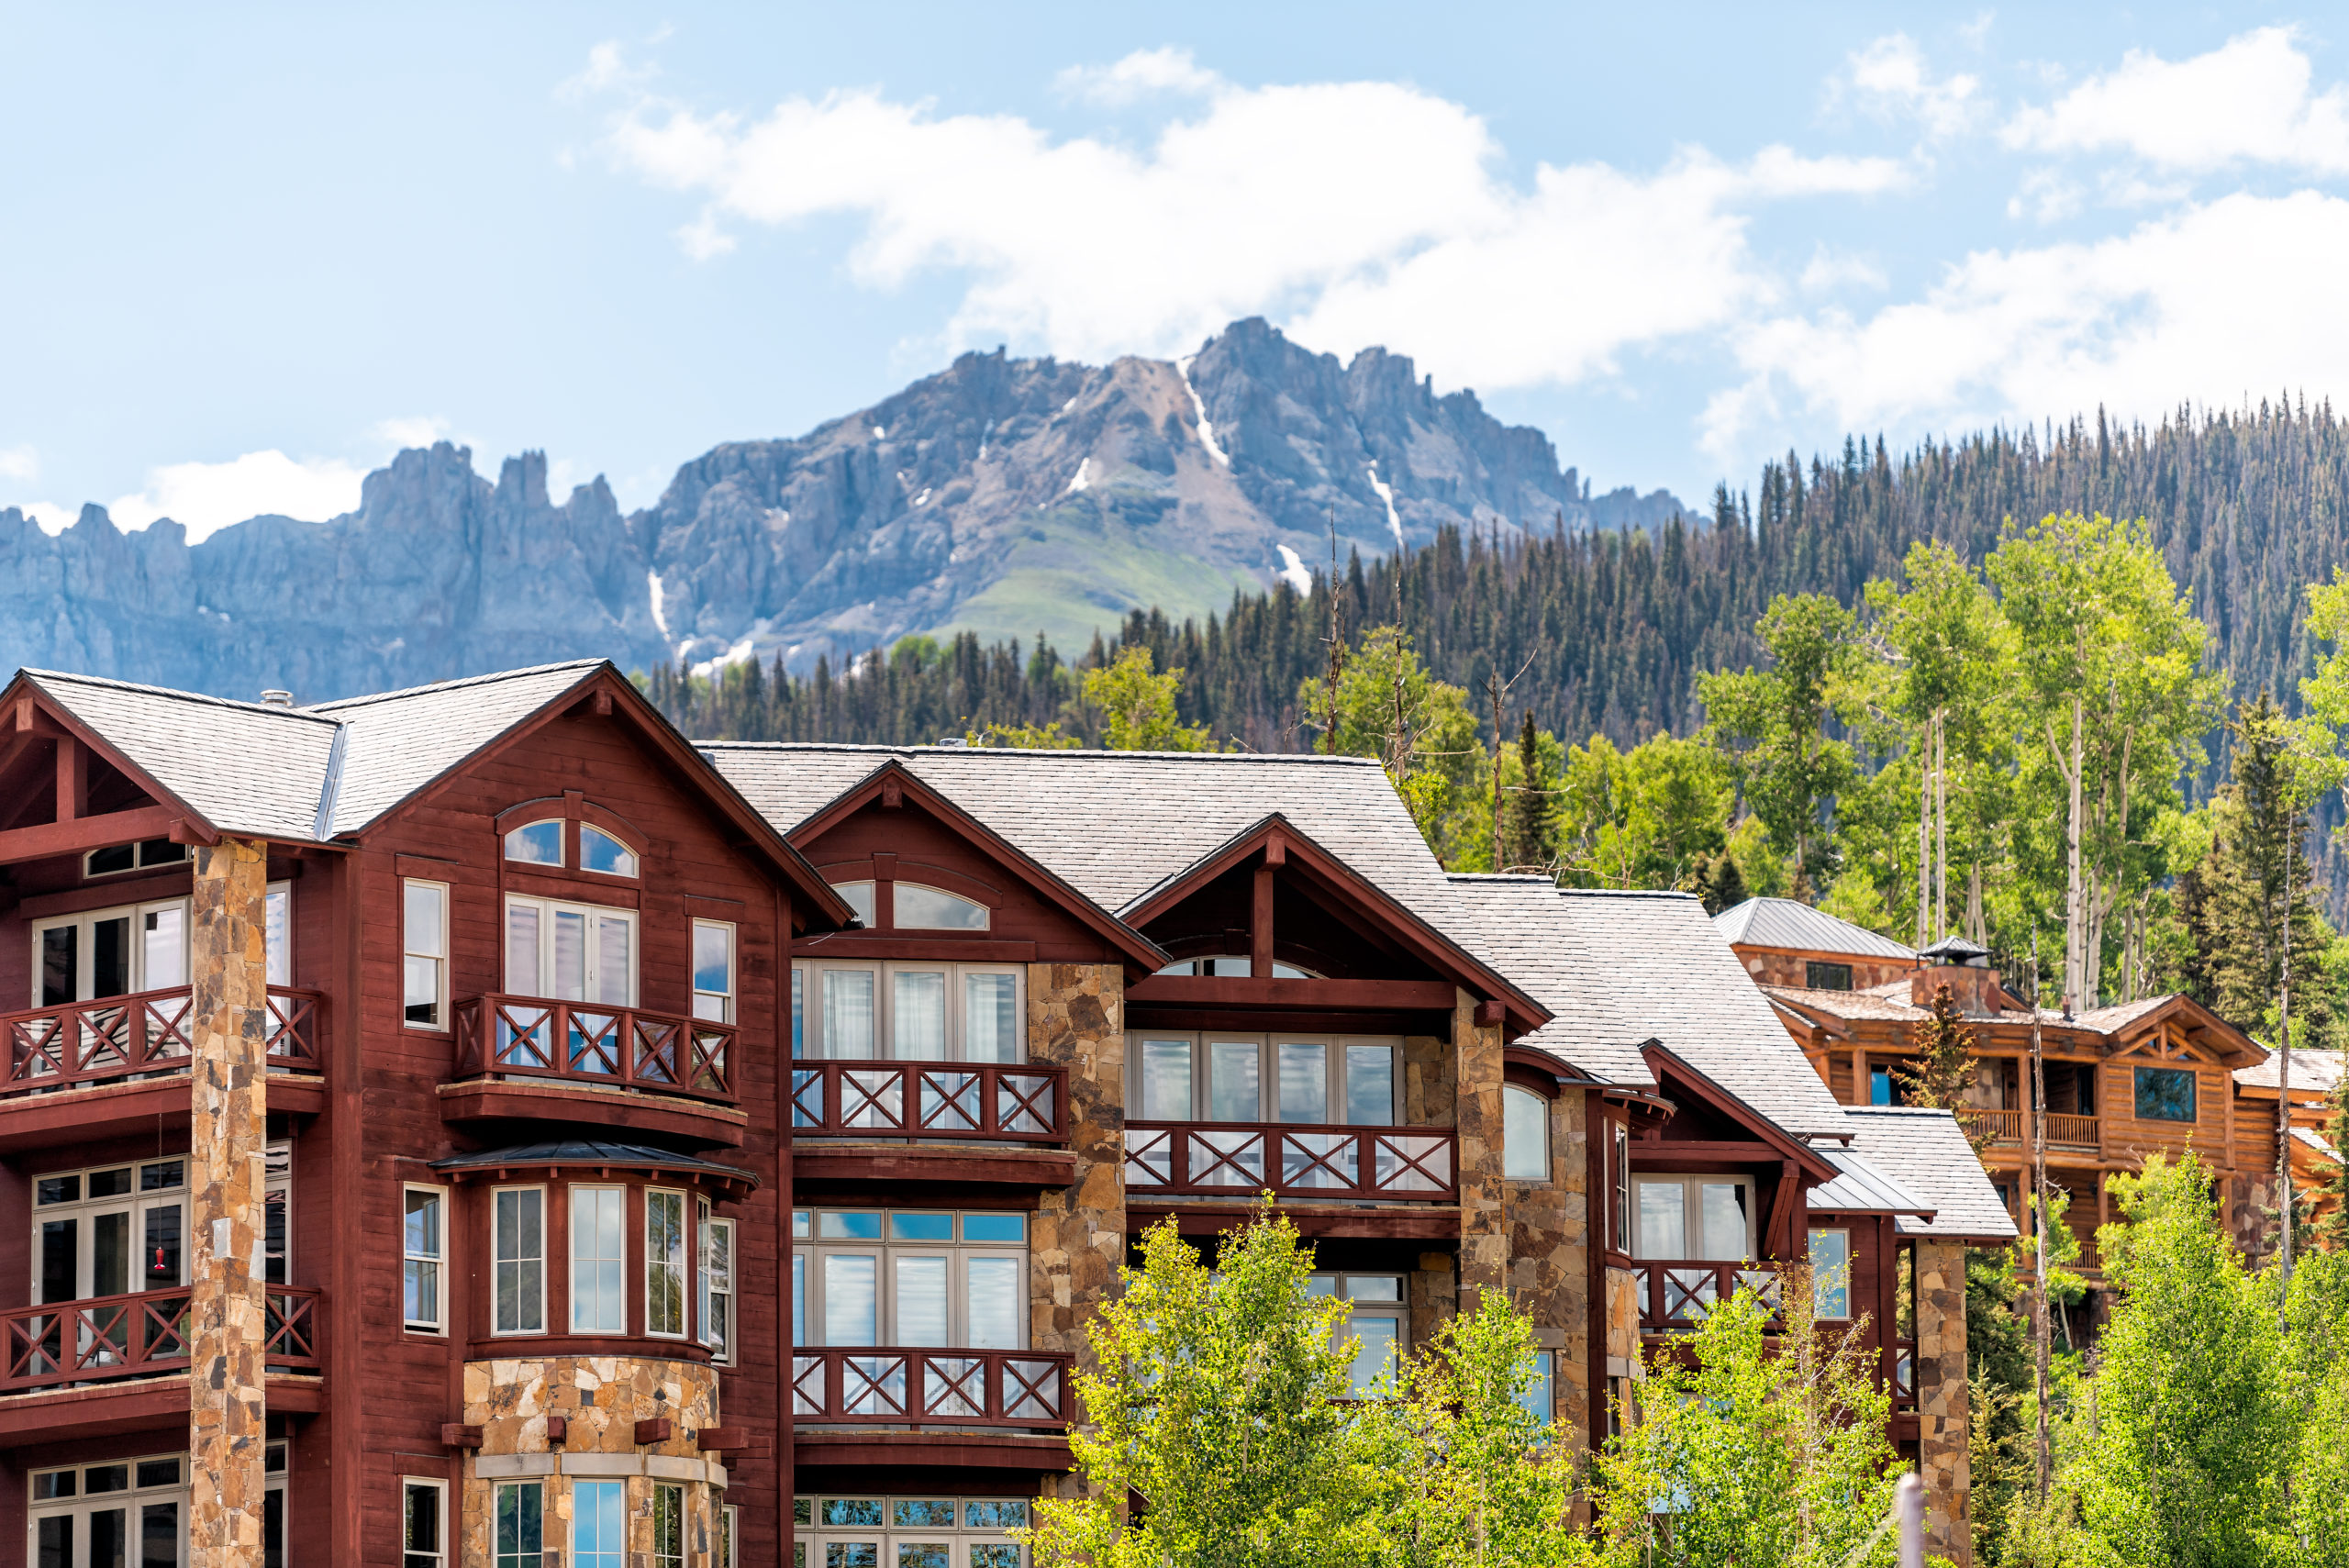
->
[571,1477,623,1568]
[570,1184,627,1335]
[700,1200,735,1363]
[29,895,192,1006]
[891,882,991,931]
[1309,1272,1408,1396]
[578,824,640,880]
[1809,1227,1854,1320]
[495,1478,547,1568]
[720,1504,739,1568]
[31,1156,188,1302]
[82,837,189,877]
[402,879,450,1029]
[651,1481,686,1568]
[1503,1085,1551,1182]
[1519,1349,1555,1427]
[1127,1032,1401,1126]
[645,1187,689,1340]
[503,818,565,868]
[28,1451,194,1566]
[792,1207,1030,1348]
[502,895,638,1006]
[793,961,1026,1063]
[801,1494,1029,1568]
[693,919,737,1023]
[1610,1122,1631,1254]
[491,1184,547,1336]
[402,1184,446,1331]
[264,880,293,987]
[263,1140,293,1286]
[1631,1174,1757,1262]
[402,1474,449,1568]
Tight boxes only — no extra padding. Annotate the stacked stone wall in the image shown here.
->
[1454,994,1506,1306]
[1915,1240,1972,1565]
[1503,1086,1591,1438]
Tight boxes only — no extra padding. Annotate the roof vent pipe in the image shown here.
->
[259,689,294,708]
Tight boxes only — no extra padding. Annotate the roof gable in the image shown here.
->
[1714,896,1917,962]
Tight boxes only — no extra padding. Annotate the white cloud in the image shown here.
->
[592,63,1905,391]
[0,444,36,482]
[373,415,451,449]
[2004,27,2349,173]
[1842,34,1986,138]
[1706,190,2349,461]
[107,450,369,541]
[1799,246,1888,293]
[2008,167,2081,223]
[23,503,74,536]
[1054,47,1221,107]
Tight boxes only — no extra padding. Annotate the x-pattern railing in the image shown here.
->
[0,1285,324,1392]
[789,1347,1072,1429]
[452,994,736,1104]
[1637,1262,1788,1333]
[789,1061,1066,1142]
[1123,1121,1460,1201]
[4,985,325,1095]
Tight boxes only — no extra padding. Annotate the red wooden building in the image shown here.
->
[0,662,2013,1567]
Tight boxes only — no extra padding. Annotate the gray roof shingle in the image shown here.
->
[1714,896,1917,961]
[1838,1106,2019,1240]
[1809,1147,1935,1215]
[1442,876,1654,1087]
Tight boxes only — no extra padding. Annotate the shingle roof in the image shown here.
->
[2234,1051,2343,1094]
[1442,876,1654,1087]
[1713,896,1917,962]
[1809,1146,1935,1216]
[1838,1106,2018,1241]
[1450,881,1851,1138]
[428,1138,756,1185]
[27,670,342,840]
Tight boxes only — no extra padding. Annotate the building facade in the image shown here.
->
[0,664,2011,1567]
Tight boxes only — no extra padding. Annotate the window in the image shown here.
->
[403,1477,448,1568]
[646,1189,688,1338]
[33,1157,185,1303]
[493,1187,545,1334]
[571,1186,625,1334]
[496,1480,545,1568]
[1503,1085,1550,1181]
[1517,1351,1554,1427]
[720,1504,739,1568]
[403,881,448,1027]
[1870,1066,1895,1106]
[694,921,736,1022]
[1151,955,1312,978]
[30,896,188,1006]
[84,837,189,876]
[29,1453,189,1568]
[796,962,1025,1062]
[505,819,563,866]
[895,884,989,930]
[1804,960,1854,991]
[701,1202,735,1362]
[831,880,877,927]
[1309,1273,1407,1396]
[2133,1066,2197,1123]
[573,1479,623,1568]
[264,883,292,987]
[1633,1176,1753,1261]
[1129,1033,1398,1125]
[403,1186,444,1330]
[265,1441,287,1567]
[802,1495,1028,1568]
[505,895,635,1006]
[264,1143,291,1287]
[652,1483,685,1568]
[1809,1228,1852,1319]
[794,1208,1028,1348]
[1610,1123,1631,1254]
[580,825,639,878]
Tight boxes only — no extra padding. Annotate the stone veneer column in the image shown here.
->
[1028,963,1124,1502]
[1915,1240,1973,1565]
[1453,991,1506,1308]
[1503,1087,1591,1439]
[187,838,270,1568]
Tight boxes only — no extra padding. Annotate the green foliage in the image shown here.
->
[1085,644,1218,751]
[1696,593,1862,895]
[969,719,1084,749]
[1297,626,1485,862]
[1553,732,1734,890]
[2282,1246,2349,1559]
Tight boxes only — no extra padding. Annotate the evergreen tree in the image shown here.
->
[1695,594,1861,899]
[1894,984,1988,1152]
[1497,710,1553,873]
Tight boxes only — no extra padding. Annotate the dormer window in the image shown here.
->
[580,825,638,878]
[84,839,188,877]
[505,820,563,867]
[1152,956,1313,979]
[832,881,877,928]
[895,884,988,931]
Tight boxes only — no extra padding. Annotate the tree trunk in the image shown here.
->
[1918,730,1932,950]
[2065,691,2086,1016]
[1935,711,1949,943]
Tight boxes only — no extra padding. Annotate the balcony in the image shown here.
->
[790,1347,1073,1432]
[0,986,327,1151]
[1123,1121,1457,1203]
[787,1061,1071,1186]
[446,995,742,1144]
[1955,1108,2100,1150]
[0,1285,321,1395]
[1632,1261,1787,1333]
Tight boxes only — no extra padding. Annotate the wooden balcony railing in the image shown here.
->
[1956,1108,2100,1148]
[1633,1261,1786,1333]
[0,1285,323,1393]
[790,1061,1066,1142]
[453,995,736,1104]
[4,986,324,1096]
[790,1347,1073,1430]
[1123,1121,1458,1201]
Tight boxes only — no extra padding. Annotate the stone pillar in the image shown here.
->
[1028,963,1124,1503]
[1402,1032,1453,1126]
[1603,1264,1641,1386]
[1454,992,1506,1308]
[1503,1087,1591,1438]
[1915,1240,1972,1564]
[187,838,270,1568]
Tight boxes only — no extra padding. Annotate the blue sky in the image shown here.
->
[7,4,2349,539]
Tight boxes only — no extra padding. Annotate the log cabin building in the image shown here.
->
[0,662,2013,1568]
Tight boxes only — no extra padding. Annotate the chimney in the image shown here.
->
[1911,935,1999,1015]
[259,690,294,708]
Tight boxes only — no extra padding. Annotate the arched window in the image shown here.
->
[830,882,877,928]
[894,884,990,931]
[504,820,563,867]
[1503,1085,1550,1182]
[579,825,638,878]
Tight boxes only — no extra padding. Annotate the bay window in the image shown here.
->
[646,1189,688,1338]
[493,1187,545,1334]
[794,962,1026,1062]
[571,1186,626,1334]
[700,1200,735,1362]
[498,1480,546,1568]
[1633,1175,1753,1261]
[793,1208,1028,1348]
[1131,1033,1399,1125]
